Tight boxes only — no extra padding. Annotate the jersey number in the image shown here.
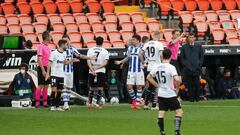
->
[146,46,155,57]
[94,51,100,62]
[156,71,166,84]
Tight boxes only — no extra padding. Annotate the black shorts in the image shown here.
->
[37,66,51,85]
[88,72,105,87]
[51,76,64,89]
[158,97,181,111]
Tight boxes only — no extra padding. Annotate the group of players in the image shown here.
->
[36,30,183,135]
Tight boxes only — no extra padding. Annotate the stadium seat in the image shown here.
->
[207,21,221,32]
[117,13,131,23]
[1,3,15,15]
[21,24,34,33]
[24,33,38,43]
[18,14,31,24]
[61,13,75,24]
[91,22,104,32]
[112,40,125,48]
[0,24,8,35]
[159,39,167,46]
[131,12,144,23]
[184,0,197,11]
[192,11,206,22]
[65,23,78,32]
[5,0,15,2]
[33,22,47,33]
[8,24,21,34]
[108,31,122,43]
[69,1,83,13]
[225,28,238,39]
[56,1,70,13]
[78,22,91,33]
[48,43,57,50]
[233,20,238,29]
[94,31,108,40]
[48,14,62,24]
[85,0,101,13]
[104,22,117,32]
[52,22,65,33]
[237,1,240,10]
[147,20,160,32]
[223,0,236,10]
[103,13,117,22]
[137,31,151,39]
[121,30,134,44]
[70,41,83,49]
[0,15,6,25]
[50,31,64,45]
[34,14,48,26]
[86,41,97,48]
[17,0,27,2]
[134,22,147,32]
[37,33,43,42]
[120,22,134,31]
[171,0,184,14]
[81,31,95,44]
[162,29,173,40]
[67,31,81,42]
[221,20,234,29]
[211,28,225,44]
[5,15,19,24]
[205,11,218,22]
[30,0,40,2]
[217,10,230,21]
[195,21,208,36]
[100,1,115,13]
[197,0,210,11]
[227,37,240,45]
[102,40,112,48]
[86,13,101,24]
[229,10,240,20]
[17,2,31,14]
[43,1,57,14]
[30,2,44,14]
[179,11,193,27]
[74,13,88,23]
[157,0,171,15]
[0,5,2,15]
[210,0,223,11]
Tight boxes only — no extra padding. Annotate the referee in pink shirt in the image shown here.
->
[167,30,185,74]
[35,31,52,107]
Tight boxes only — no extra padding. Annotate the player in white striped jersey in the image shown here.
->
[147,49,183,135]
[139,31,164,110]
[115,35,145,109]
[62,35,96,110]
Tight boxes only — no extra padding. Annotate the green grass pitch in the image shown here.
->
[0,100,240,135]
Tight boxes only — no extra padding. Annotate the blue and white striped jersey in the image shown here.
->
[127,45,143,72]
[64,45,80,73]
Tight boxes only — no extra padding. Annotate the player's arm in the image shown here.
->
[169,32,185,45]
[114,56,129,65]
[138,50,146,64]
[79,54,96,60]
[147,74,160,88]
[174,75,182,95]
[95,59,108,70]
[45,60,52,81]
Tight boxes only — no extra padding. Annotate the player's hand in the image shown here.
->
[114,60,121,65]
[45,73,50,81]
[90,55,97,60]
[181,32,186,37]
[73,58,80,62]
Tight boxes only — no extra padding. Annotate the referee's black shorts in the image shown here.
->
[158,96,181,111]
[37,66,51,85]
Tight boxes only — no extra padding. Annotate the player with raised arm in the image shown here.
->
[139,31,164,110]
[61,35,96,111]
[87,37,109,109]
[115,34,145,109]
[147,49,183,135]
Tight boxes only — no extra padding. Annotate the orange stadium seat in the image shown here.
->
[223,0,237,10]
[147,20,160,32]
[81,31,95,46]
[237,1,240,10]
[120,22,134,31]
[34,14,48,25]
[8,24,21,34]
[171,0,184,14]
[205,11,218,22]
[91,22,104,32]
[192,11,206,22]
[229,10,240,20]
[221,20,234,29]
[78,22,91,33]
[43,1,57,14]
[217,10,230,21]
[210,0,223,11]
[18,14,31,24]
[50,31,64,45]
[103,13,118,22]
[211,28,225,44]
[100,0,115,13]
[52,22,65,33]
[86,41,97,48]
[162,29,173,40]
[131,12,144,23]
[225,28,238,38]
[87,13,101,24]
[0,24,8,35]
[233,20,238,29]
[61,13,75,24]
[0,15,6,25]
[67,31,81,42]
[104,22,117,32]
[17,0,27,2]
[65,23,78,32]
[21,24,34,33]
[121,30,134,43]
[207,21,221,32]
[112,40,125,48]
[134,22,147,32]
[6,14,19,24]
[108,31,122,43]
[70,41,83,49]
[56,1,70,13]
[102,40,112,48]
[197,0,210,11]
[95,31,108,40]
[69,1,83,13]
[184,0,197,11]
[24,33,38,43]
[179,11,193,27]
[1,3,15,15]
[157,0,171,15]
[195,21,208,36]
[227,37,240,45]
[33,22,47,33]
[74,13,88,23]
[137,31,151,39]
[0,5,2,14]
[37,33,43,42]
[117,13,131,23]
[17,2,31,14]
[85,0,101,13]
[30,2,44,14]
[48,14,62,24]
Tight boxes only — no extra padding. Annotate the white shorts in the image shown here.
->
[127,71,145,85]
[64,73,73,89]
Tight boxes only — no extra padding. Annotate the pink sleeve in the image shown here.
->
[37,44,42,56]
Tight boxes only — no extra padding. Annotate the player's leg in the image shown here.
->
[157,97,167,135]
[42,85,48,107]
[50,77,57,111]
[143,81,151,109]
[151,87,159,110]
[95,73,105,109]
[62,73,73,110]
[127,72,137,109]
[36,67,44,107]
[135,71,145,109]
[55,77,64,111]
[87,74,95,108]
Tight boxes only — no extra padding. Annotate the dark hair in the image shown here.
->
[172,29,180,35]
[96,36,104,46]
[62,34,70,39]
[142,36,149,43]
[20,63,29,71]
[58,39,67,47]
[25,40,32,49]
[132,34,141,42]
[42,31,50,41]
[186,32,195,38]
[162,48,172,60]
[224,69,231,74]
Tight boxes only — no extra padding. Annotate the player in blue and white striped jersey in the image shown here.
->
[115,35,145,109]
[62,35,96,110]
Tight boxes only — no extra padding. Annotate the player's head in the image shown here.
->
[142,36,149,44]
[162,48,172,61]
[96,36,104,46]
[224,69,231,78]
[186,33,195,44]
[58,39,68,51]
[172,30,181,39]
[132,34,141,46]
[25,40,33,49]
[19,63,29,74]
[62,34,70,45]
[152,31,161,40]
[42,31,51,43]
